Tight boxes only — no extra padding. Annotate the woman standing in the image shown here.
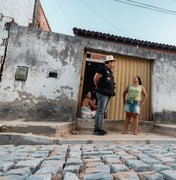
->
[122,76,147,135]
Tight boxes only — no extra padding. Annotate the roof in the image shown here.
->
[73,27,176,52]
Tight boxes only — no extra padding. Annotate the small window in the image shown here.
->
[15,66,28,81]
[49,72,57,78]
[86,53,91,58]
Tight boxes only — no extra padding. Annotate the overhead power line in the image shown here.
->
[114,0,176,16]
[79,0,128,36]
[56,0,72,29]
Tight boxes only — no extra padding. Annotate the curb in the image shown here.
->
[1,133,176,145]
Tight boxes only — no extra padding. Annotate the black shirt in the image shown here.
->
[96,65,116,96]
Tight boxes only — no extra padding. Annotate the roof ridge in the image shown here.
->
[73,27,176,52]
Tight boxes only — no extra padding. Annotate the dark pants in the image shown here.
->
[94,93,110,130]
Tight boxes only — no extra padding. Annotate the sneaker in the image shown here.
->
[93,130,105,136]
[99,129,108,134]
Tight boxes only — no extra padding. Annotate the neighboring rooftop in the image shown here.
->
[73,27,176,52]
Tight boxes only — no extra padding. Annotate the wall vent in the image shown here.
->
[49,72,57,78]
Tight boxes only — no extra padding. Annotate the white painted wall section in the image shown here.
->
[0,0,35,26]
[153,59,176,112]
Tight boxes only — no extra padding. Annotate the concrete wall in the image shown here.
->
[0,25,83,121]
[0,22,176,123]
[153,59,176,124]
[0,0,35,26]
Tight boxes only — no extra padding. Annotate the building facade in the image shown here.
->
[0,16,176,124]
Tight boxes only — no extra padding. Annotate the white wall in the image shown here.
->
[0,0,35,26]
[153,59,176,112]
[0,25,83,121]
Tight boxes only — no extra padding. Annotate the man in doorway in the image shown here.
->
[93,55,116,135]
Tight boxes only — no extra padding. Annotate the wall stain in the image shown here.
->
[47,46,59,59]
[0,91,77,121]
[4,86,11,90]
[154,110,176,124]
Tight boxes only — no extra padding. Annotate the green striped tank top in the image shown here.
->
[127,84,142,102]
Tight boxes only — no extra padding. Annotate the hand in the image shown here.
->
[140,102,144,106]
[92,88,97,93]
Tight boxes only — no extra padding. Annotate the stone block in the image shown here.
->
[152,164,171,172]
[113,172,139,180]
[110,164,129,173]
[101,154,120,160]
[5,167,31,177]
[15,158,43,172]
[82,151,99,156]
[86,161,104,167]
[69,150,82,158]
[66,158,83,166]
[98,150,113,155]
[160,169,176,179]
[126,160,151,172]
[63,172,80,180]
[35,166,61,175]
[26,173,52,180]
[105,157,122,165]
[159,157,176,165]
[0,162,14,172]
[138,171,164,180]
[85,167,102,174]
[0,175,26,180]
[29,151,50,158]
[83,157,101,163]
[63,165,80,174]
[47,154,65,160]
[83,172,113,180]
[120,154,137,162]
[140,157,159,165]
[41,160,65,168]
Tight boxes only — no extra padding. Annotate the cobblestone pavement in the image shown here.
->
[0,143,176,180]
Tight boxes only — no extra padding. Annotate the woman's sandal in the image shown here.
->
[133,131,138,135]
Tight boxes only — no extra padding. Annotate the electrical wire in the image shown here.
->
[56,0,73,29]
[79,0,128,36]
[114,0,176,16]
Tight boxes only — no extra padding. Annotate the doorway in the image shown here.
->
[78,51,152,121]
[77,52,105,118]
[82,61,103,100]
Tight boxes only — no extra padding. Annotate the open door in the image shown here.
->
[77,51,105,117]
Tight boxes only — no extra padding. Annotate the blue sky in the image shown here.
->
[41,0,176,46]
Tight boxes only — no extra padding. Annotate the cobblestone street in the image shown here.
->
[0,143,176,179]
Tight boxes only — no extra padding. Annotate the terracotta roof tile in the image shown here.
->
[73,27,176,52]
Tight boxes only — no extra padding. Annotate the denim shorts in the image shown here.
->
[125,100,140,114]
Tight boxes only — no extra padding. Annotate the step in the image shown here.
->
[0,119,75,137]
[76,118,154,133]
[154,124,176,137]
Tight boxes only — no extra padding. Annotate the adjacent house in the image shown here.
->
[0,0,51,31]
[0,15,176,125]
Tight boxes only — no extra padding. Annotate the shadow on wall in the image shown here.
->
[153,110,176,124]
[0,99,77,122]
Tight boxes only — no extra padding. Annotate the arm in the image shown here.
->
[88,99,97,110]
[123,86,128,105]
[141,86,148,106]
[93,73,102,89]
